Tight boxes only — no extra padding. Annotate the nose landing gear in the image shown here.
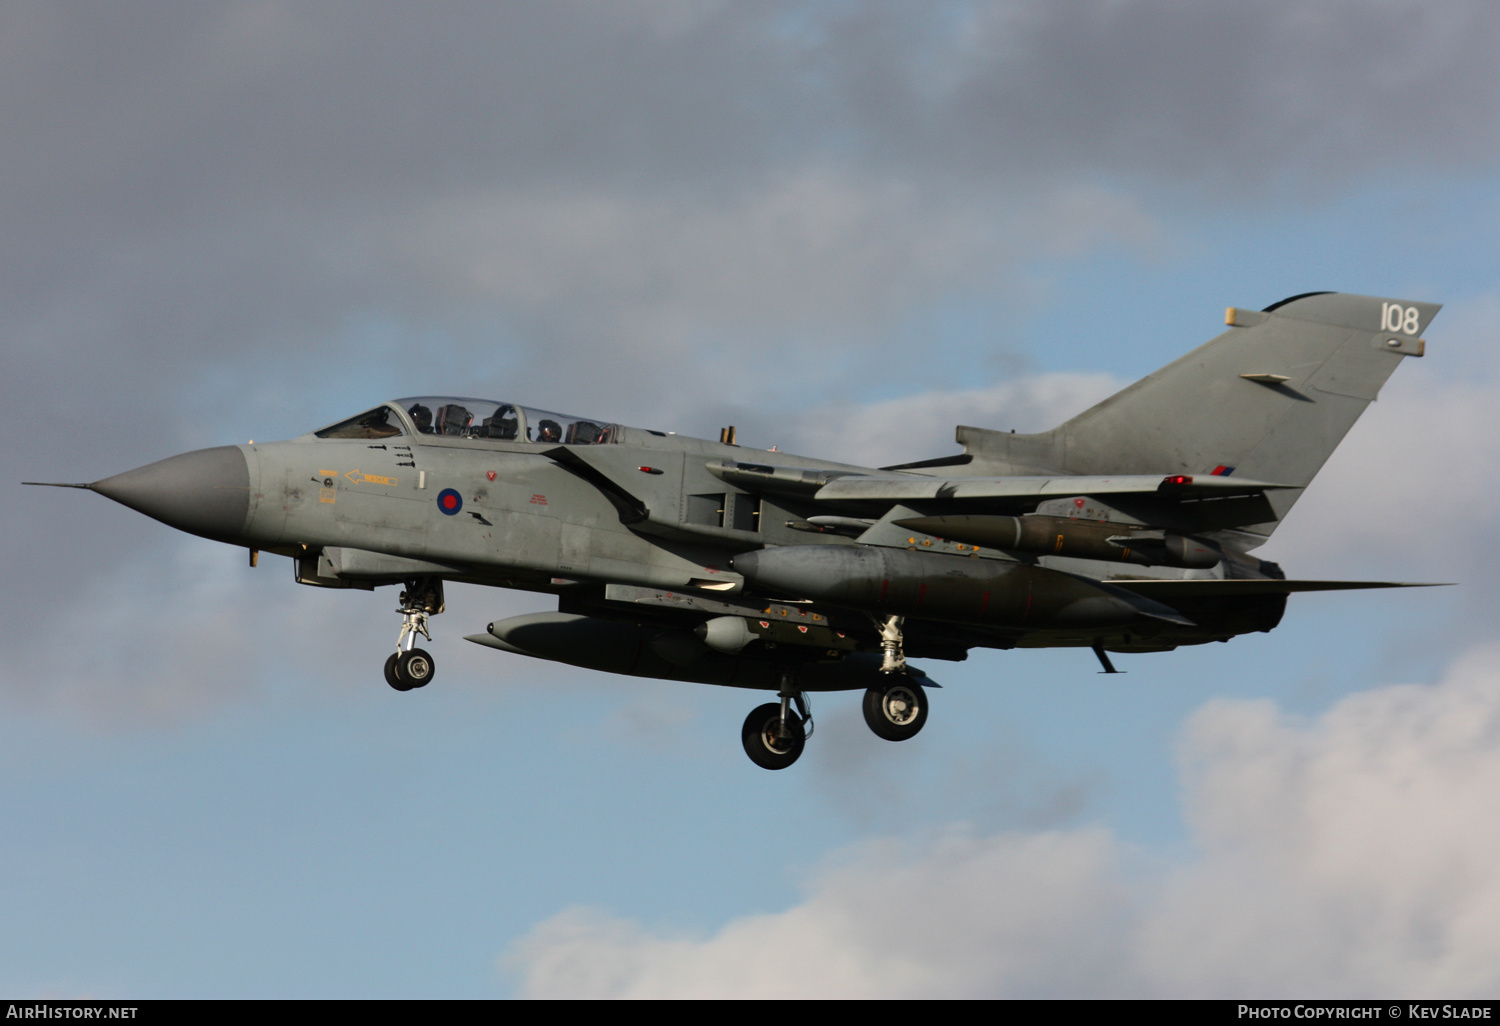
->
[385,579,443,692]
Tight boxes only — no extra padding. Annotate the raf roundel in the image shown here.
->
[436,488,463,516]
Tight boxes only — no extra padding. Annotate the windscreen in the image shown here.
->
[314,405,406,439]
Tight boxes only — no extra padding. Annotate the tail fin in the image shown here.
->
[957,292,1440,537]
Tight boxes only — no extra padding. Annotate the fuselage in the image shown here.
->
[89,396,1279,657]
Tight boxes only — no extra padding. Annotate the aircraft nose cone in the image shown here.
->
[91,445,251,542]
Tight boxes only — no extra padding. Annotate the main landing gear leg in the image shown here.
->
[878,614,907,674]
[864,614,928,741]
[741,671,812,770]
[385,578,444,692]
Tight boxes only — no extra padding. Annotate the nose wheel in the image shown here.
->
[385,578,443,692]
[385,648,436,691]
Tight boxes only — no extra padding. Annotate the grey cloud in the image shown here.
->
[8,2,1496,238]
[816,1,1500,192]
[9,0,1490,424]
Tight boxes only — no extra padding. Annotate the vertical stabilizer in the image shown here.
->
[958,292,1439,536]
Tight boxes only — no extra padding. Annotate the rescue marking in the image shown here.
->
[345,468,397,486]
[530,494,548,505]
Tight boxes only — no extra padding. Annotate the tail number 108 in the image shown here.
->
[1382,303,1419,334]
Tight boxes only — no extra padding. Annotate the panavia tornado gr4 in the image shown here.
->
[31,291,1442,769]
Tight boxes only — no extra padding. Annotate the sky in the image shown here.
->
[4,0,1500,998]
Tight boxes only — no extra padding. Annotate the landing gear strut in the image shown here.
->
[741,673,812,770]
[877,614,907,674]
[866,614,928,740]
[386,578,443,692]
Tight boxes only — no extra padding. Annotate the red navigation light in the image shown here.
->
[1163,475,1193,486]
[638,466,663,475]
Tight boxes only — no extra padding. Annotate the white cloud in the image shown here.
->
[783,370,1122,467]
[507,827,1129,999]
[505,642,1500,997]
[1142,643,1500,996]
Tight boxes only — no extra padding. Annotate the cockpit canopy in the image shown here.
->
[314,397,618,445]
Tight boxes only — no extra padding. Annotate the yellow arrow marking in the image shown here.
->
[344,468,397,487]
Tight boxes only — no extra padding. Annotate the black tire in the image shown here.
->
[397,648,435,688]
[385,652,414,692]
[741,702,806,770]
[862,678,928,741]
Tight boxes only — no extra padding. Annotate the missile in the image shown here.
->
[891,514,1221,569]
[731,545,1193,629]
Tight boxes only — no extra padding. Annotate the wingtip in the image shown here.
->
[22,481,94,489]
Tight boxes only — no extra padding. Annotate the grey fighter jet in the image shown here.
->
[30,291,1442,769]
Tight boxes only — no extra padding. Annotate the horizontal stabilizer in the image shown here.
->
[1109,579,1450,599]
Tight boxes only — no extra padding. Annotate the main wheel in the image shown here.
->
[385,652,414,692]
[741,703,806,770]
[397,648,435,688]
[863,678,928,741]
